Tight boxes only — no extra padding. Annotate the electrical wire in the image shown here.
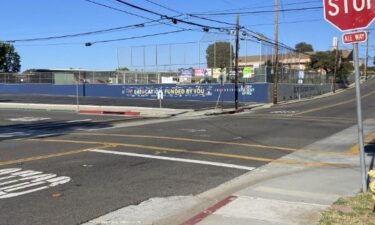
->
[5,22,155,43]
[189,6,323,16]
[113,0,227,31]
[89,29,189,45]
[143,0,182,14]
[190,0,321,15]
[243,18,322,27]
[84,0,186,30]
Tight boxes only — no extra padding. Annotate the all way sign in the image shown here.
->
[343,31,368,44]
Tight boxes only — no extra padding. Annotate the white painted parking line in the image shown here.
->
[89,149,256,171]
[9,117,51,122]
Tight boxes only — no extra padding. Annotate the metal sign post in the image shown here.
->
[323,0,375,192]
[353,42,367,192]
[76,71,80,113]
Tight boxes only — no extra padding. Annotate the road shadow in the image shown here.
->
[0,120,119,142]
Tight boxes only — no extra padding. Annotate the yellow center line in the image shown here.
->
[295,90,375,116]
[0,147,99,167]
[28,138,351,168]
[346,132,375,155]
[70,132,348,156]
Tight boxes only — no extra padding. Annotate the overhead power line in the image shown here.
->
[87,29,188,45]
[190,6,323,16]
[113,0,227,31]
[185,13,299,54]
[84,0,185,30]
[188,14,236,27]
[143,0,182,14]
[5,22,155,43]
[190,0,321,15]
[85,0,156,21]
[244,18,322,27]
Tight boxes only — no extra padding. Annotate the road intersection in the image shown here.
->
[0,79,373,225]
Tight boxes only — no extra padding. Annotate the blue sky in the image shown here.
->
[1,0,373,71]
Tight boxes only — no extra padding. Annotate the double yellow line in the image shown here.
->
[19,137,349,168]
[295,90,375,116]
[1,130,369,168]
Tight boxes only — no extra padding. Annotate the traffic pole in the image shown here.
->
[272,0,279,104]
[353,42,367,192]
[234,15,240,110]
[364,32,369,80]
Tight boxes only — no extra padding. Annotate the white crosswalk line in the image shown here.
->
[89,149,256,171]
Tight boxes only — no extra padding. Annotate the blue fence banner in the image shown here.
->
[0,83,271,103]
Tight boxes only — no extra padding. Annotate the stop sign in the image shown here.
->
[324,0,375,31]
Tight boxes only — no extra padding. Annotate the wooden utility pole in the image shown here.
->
[234,15,240,110]
[272,0,279,104]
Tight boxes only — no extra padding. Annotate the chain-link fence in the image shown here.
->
[1,32,328,85]
[0,68,325,85]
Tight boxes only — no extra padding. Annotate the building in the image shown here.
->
[237,50,353,71]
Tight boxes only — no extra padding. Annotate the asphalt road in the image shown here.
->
[0,79,374,225]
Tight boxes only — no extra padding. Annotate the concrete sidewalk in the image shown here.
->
[0,102,192,118]
[82,120,375,225]
[183,119,375,225]
[0,102,263,119]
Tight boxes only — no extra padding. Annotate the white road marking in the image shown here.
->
[66,119,92,123]
[0,132,28,138]
[9,117,51,122]
[270,111,297,114]
[89,149,256,171]
[180,128,207,133]
[0,168,70,199]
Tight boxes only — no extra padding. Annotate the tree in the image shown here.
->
[117,67,129,71]
[308,50,353,84]
[295,42,314,53]
[206,42,233,69]
[0,43,21,72]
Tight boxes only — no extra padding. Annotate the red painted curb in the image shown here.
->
[123,111,140,116]
[180,196,237,225]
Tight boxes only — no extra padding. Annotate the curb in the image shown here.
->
[79,110,140,116]
[179,196,237,225]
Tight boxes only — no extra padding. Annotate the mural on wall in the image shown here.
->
[0,83,270,103]
[240,84,255,96]
[123,84,256,99]
[123,85,214,98]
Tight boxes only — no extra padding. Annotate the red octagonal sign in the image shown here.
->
[324,0,375,31]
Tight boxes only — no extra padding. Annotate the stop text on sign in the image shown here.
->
[324,0,375,31]
[327,0,372,16]
[343,31,368,44]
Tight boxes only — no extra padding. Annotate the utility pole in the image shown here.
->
[234,15,240,110]
[272,0,279,104]
[364,32,369,80]
[333,40,339,93]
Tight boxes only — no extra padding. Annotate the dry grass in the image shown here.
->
[318,193,375,225]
